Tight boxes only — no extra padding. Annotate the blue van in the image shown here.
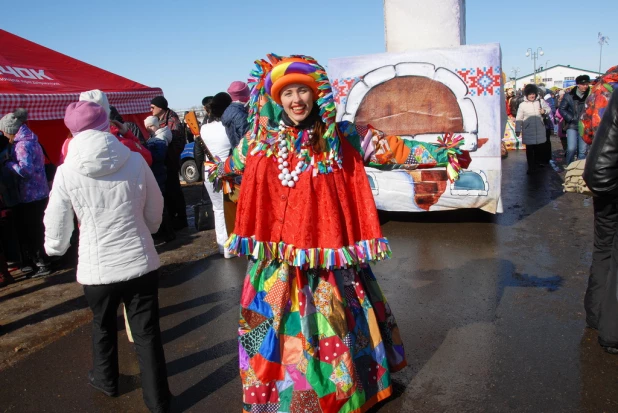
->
[180,142,199,183]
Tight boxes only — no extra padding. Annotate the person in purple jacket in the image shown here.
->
[0,109,51,277]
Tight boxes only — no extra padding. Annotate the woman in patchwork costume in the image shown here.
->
[208,54,467,413]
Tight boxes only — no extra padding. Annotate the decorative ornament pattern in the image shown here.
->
[332,77,362,105]
[456,66,502,96]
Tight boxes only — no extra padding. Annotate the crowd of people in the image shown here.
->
[506,65,618,359]
[0,53,411,412]
[505,74,592,174]
[0,91,191,288]
[3,50,615,412]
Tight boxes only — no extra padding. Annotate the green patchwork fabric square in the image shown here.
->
[281,312,301,337]
[305,356,335,397]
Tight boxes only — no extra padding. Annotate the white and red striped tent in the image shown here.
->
[0,29,162,164]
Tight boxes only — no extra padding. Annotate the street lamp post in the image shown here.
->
[598,33,610,74]
[526,47,544,84]
[544,60,550,85]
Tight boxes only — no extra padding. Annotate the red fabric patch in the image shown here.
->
[298,289,308,317]
[250,353,285,384]
[241,276,257,308]
[318,391,349,412]
[290,390,321,413]
[243,383,279,404]
[317,336,348,363]
[242,308,268,329]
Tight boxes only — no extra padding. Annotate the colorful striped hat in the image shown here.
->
[264,58,321,105]
[246,54,341,171]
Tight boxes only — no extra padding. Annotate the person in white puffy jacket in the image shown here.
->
[43,101,171,413]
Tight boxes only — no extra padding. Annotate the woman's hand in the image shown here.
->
[110,120,128,135]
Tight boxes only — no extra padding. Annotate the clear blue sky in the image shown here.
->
[3,0,617,110]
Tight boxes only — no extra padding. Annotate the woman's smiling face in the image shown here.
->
[280,83,314,124]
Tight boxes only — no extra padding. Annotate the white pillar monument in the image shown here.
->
[384,0,466,51]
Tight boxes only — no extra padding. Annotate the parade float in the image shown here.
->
[329,0,504,213]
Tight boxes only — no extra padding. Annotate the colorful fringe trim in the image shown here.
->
[225,234,392,270]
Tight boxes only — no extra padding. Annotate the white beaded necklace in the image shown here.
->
[276,123,313,188]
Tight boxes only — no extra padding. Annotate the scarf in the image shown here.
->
[280,104,320,130]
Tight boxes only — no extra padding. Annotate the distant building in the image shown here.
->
[506,64,602,90]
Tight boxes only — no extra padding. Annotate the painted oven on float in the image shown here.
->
[329,43,504,213]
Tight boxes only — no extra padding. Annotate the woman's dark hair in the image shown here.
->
[109,105,124,123]
[202,96,213,107]
[210,93,232,120]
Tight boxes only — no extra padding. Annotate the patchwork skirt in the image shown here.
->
[239,260,406,413]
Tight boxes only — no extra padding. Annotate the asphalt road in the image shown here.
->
[1,150,615,413]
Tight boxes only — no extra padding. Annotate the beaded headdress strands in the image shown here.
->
[246,54,342,184]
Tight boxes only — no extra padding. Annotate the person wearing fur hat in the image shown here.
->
[0,108,52,277]
[516,84,552,173]
[560,75,591,164]
[206,55,408,412]
[200,92,233,258]
[44,102,171,412]
[150,96,187,230]
[221,81,250,148]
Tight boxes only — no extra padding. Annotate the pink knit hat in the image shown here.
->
[227,81,250,103]
[64,101,110,136]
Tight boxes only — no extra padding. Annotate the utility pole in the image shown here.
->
[526,47,544,84]
[598,33,610,74]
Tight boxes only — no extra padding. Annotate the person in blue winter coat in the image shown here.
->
[144,116,175,242]
[221,81,250,148]
[144,116,170,192]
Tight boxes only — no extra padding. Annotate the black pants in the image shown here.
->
[586,197,617,331]
[164,169,187,222]
[83,271,170,412]
[539,130,552,163]
[525,143,543,171]
[15,198,49,266]
[193,137,206,182]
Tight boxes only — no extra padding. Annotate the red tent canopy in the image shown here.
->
[0,29,163,164]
